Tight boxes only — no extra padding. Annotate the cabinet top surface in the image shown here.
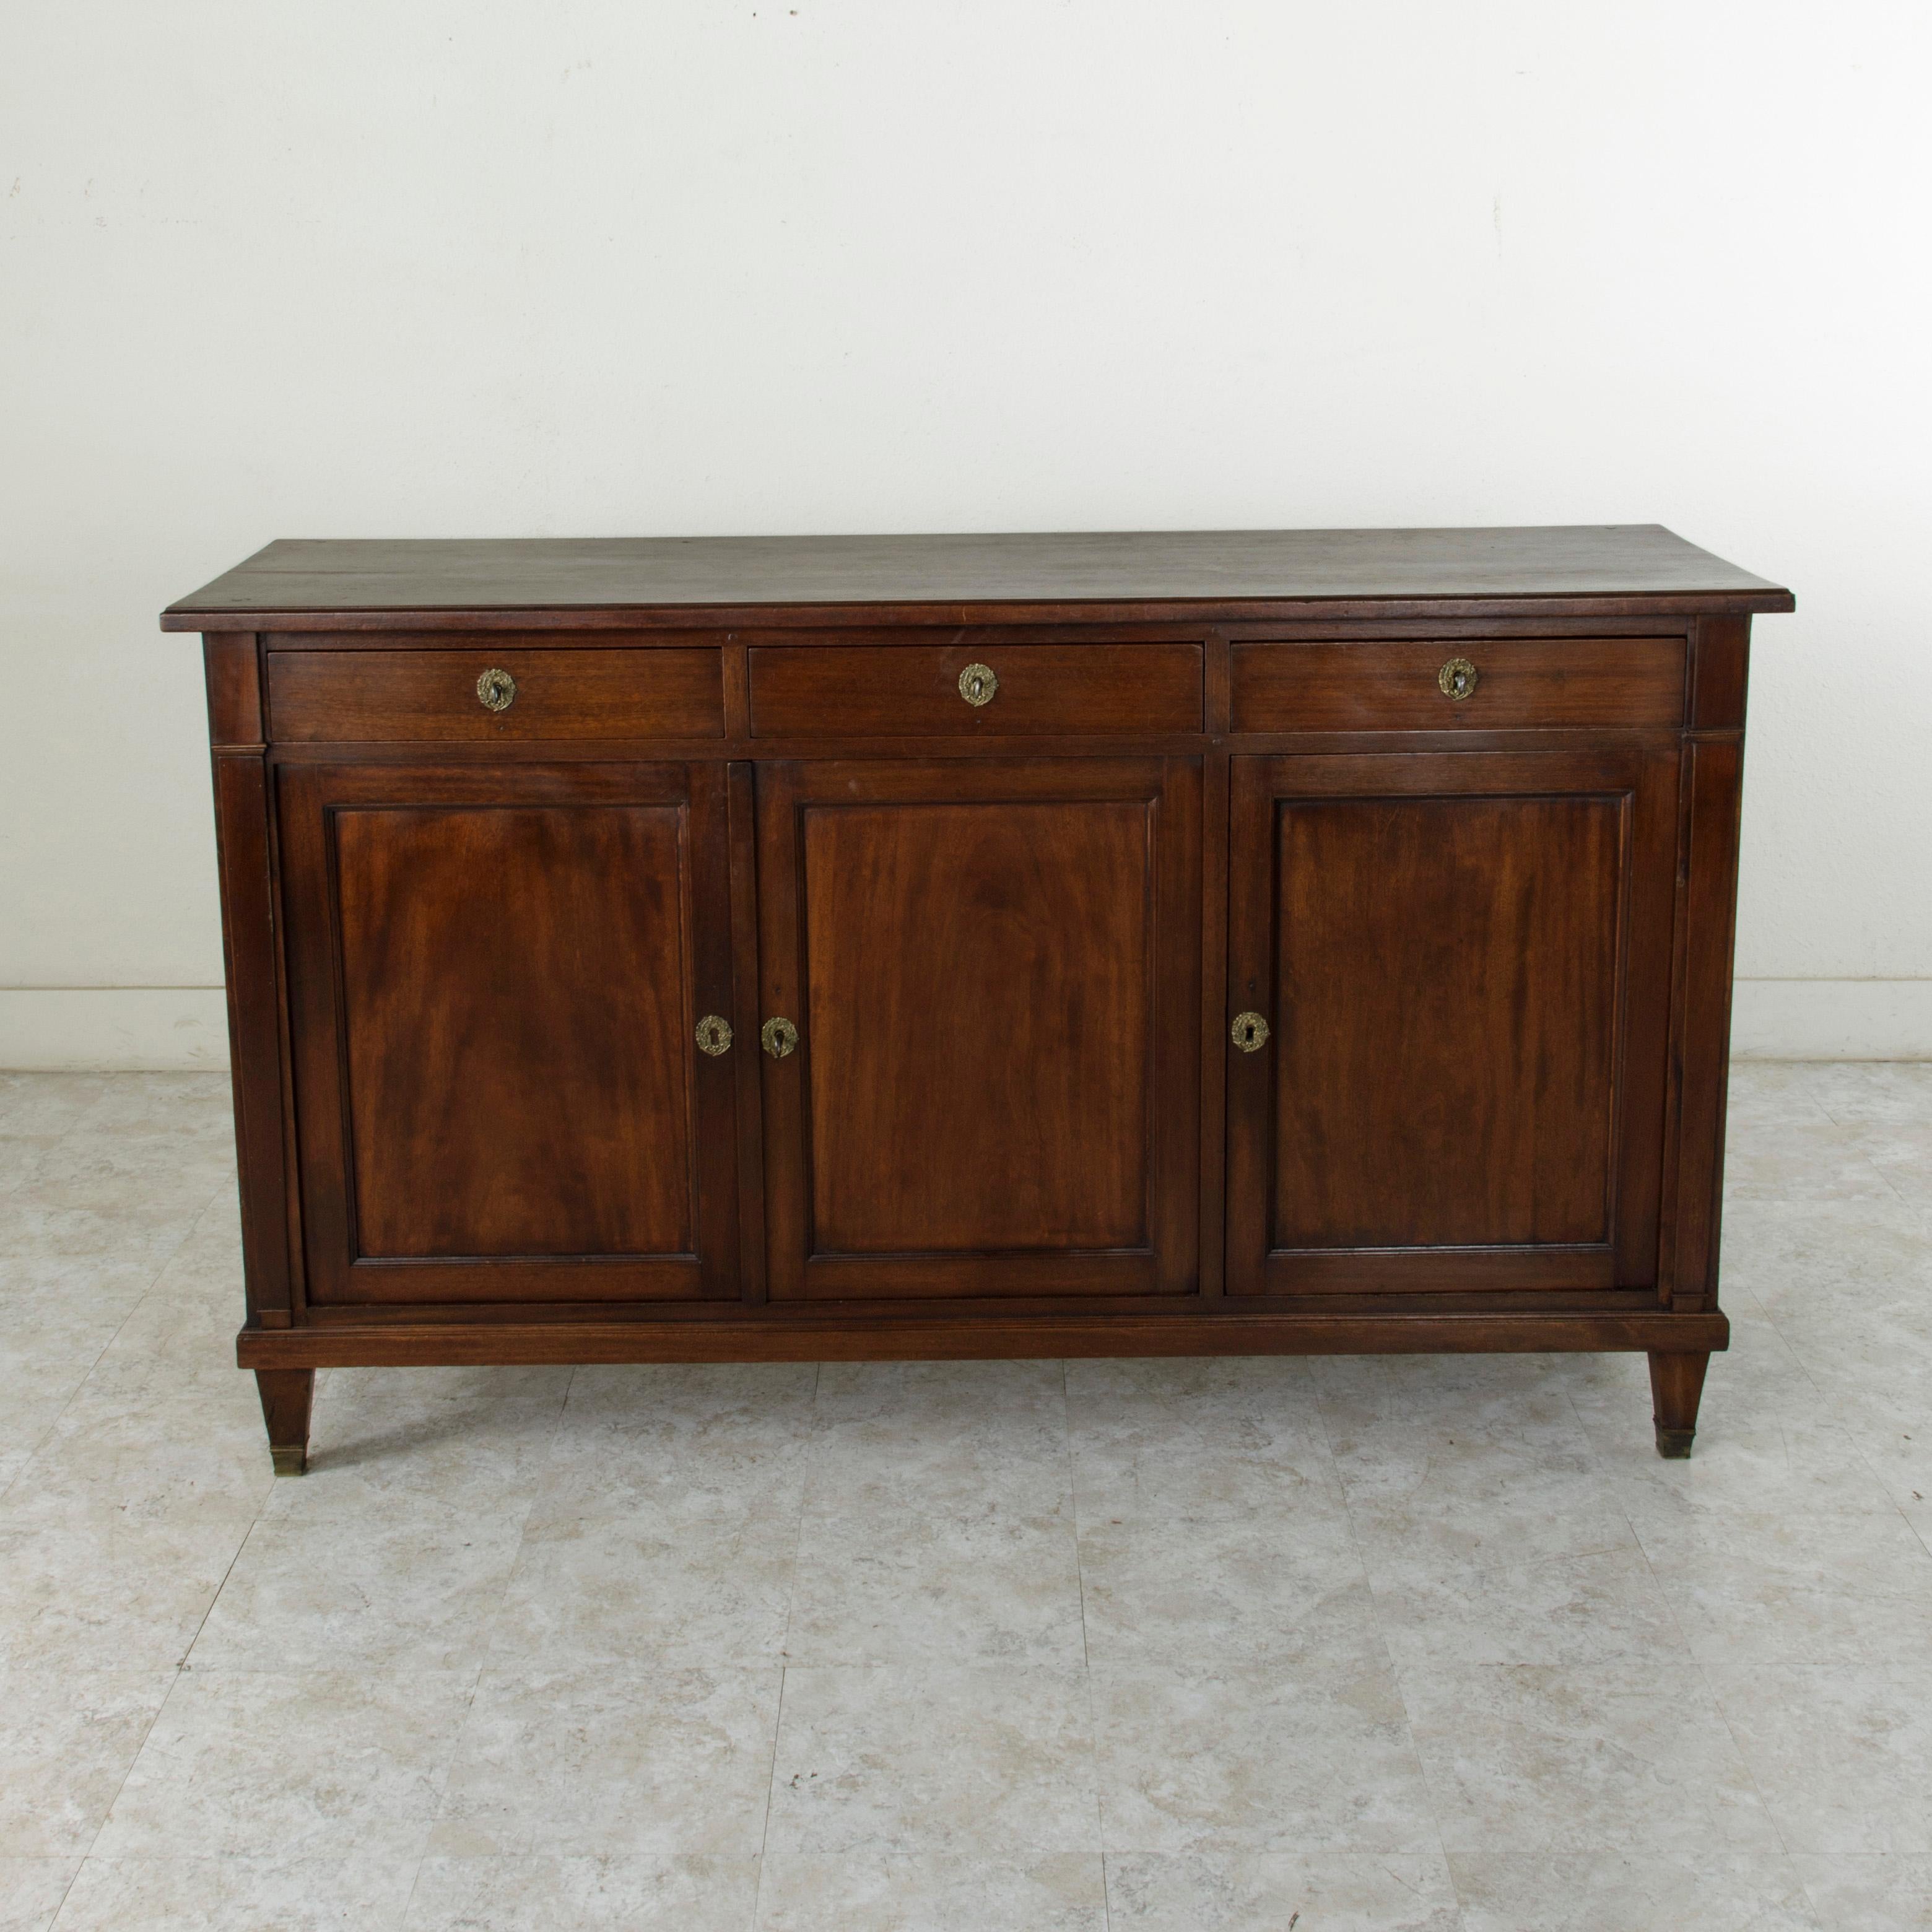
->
[162,524,1792,629]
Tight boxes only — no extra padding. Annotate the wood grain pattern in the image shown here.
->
[1275,793,1622,1247]
[748,642,1202,736]
[756,758,1199,1300]
[204,632,264,745]
[163,527,1793,629]
[210,739,294,1324]
[1662,734,1747,1312]
[237,1307,1731,1368]
[1230,637,1684,731]
[1689,615,1751,732]
[336,804,694,1258]
[1225,747,1679,1297]
[277,761,739,1303]
[268,648,721,741]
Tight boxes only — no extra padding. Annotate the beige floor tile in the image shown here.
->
[1105,1850,1463,1931]
[1728,1188,1932,1295]
[1402,1656,1785,1868]
[804,1364,1071,1518]
[22,1387,275,1531]
[1707,1655,1932,1856]
[0,1073,136,1141]
[756,1852,1105,1931]
[1316,1360,1638,1586]
[1726,1062,1839,1132]
[1791,1853,1932,1932]
[1076,1508,1372,1668]
[50,1855,417,1930]
[0,1857,78,1932]
[0,1502,255,1671]
[1370,1544,1681,1679]
[191,1507,529,1671]
[1091,1661,1435,1855]
[430,1664,780,1856]
[0,1669,174,1856]
[1845,1118,1932,1216]
[1449,1845,1821,1931]
[489,1501,799,1668]
[785,1494,1082,1666]
[1721,1122,1899,1204]
[767,1664,1099,1856]
[0,1252,160,1320]
[1804,1062,1932,1127]
[406,1854,761,1930]
[94,1668,479,1862]
[1067,1356,1339,1524]
[1612,1432,1932,1647]
[0,1306,121,1466]
[70,1074,236,1141]
[534,1365,819,1524]
[271,1391,568,1519]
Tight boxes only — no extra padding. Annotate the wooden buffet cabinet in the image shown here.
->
[163,528,1792,1473]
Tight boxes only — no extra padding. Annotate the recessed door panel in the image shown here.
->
[758,759,1200,1299]
[279,761,739,1305]
[1226,749,1677,1295]
[335,804,693,1259]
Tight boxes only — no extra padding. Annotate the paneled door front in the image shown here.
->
[1225,748,1679,1296]
[277,761,739,1305]
[756,759,1201,1299]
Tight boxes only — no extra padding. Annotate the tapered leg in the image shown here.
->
[255,1368,314,1476]
[1648,1351,1709,1459]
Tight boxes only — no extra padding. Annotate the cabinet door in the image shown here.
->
[278,761,739,1305]
[1226,748,1678,1295]
[757,759,1200,1299]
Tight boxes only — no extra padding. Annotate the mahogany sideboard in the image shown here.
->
[163,526,1793,1472]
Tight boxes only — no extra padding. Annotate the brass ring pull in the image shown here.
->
[1437,656,1477,702]
[694,1015,733,1057]
[760,1017,799,1060]
[1230,1011,1271,1053]
[476,668,518,712]
[958,663,998,707]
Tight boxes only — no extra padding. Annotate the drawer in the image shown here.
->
[748,642,1203,737]
[1229,637,1686,733]
[267,646,723,742]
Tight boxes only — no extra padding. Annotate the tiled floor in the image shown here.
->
[0,1067,1929,1931]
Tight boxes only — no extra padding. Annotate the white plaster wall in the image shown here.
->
[2,0,1928,1064]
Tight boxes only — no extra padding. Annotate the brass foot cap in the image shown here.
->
[269,1446,307,1477]
[1654,1425,1695,1460]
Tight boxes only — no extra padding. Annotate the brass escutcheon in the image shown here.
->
[694,1015,734,1057]
[1230,1011,1271,1053]
[958,663,998,707]
[476,667,518,712]
[760,1016,799,1060]
[1437,656,1478,702]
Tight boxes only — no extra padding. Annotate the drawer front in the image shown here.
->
[1229,638,1686,733]
[268,648,723,742]
[749,642,1203,737]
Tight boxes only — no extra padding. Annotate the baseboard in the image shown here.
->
[0,980,1926,1071]
[0,988,230,1071]
[1729,980,1932,1061]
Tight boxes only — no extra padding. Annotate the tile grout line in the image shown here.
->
[0,1155,232,1508]
[1728,1070,1932,1564]
[1563,1377,1812,1899]
[751,1358,819,1930]
[1060,1358,1110,1930]
[463,1362,584,1662]
[1303,1358,1468,1925]
[401,1362,586,1902]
